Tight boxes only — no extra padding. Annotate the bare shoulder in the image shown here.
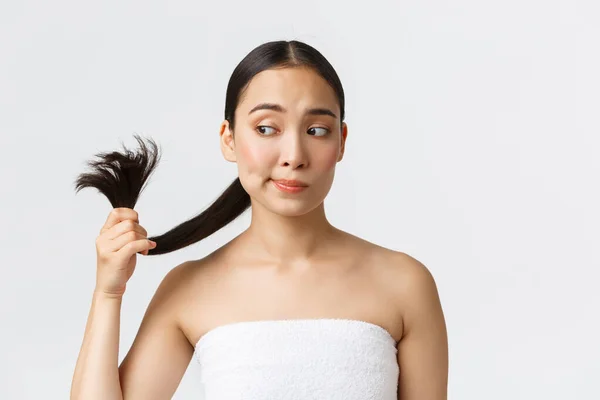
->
[344,232,441,311]
[371,244,447,354]
[372,250,448,398]
[382,249,441,316]
[384,249,439,298]
[168,248,223,284]
[155,257,206,299]
[343,231,435,282]
[117,254,223,398]
[156,249,232,343]
[151,250,223,325]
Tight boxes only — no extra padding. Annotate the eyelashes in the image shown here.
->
[256,125,330,137]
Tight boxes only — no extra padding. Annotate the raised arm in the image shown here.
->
[71,208,195,399]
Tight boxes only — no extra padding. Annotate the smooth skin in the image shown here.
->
[71,67,448,400]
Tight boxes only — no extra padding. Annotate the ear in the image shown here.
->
[337,122,348,162]
[219,120,237,162]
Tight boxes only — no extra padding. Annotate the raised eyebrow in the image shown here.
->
[249,103,285,114]
[306,107,338,119]
[248,103,338,119]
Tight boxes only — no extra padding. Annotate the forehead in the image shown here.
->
[237,67,339,114]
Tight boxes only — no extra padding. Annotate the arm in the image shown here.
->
[396,257,448,400]
[71,262,195,400]
[70,291,126,399]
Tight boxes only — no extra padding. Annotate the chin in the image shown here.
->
[270,202,319,217]
[252,192,325,217]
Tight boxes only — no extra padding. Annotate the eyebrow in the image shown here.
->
[248,102,338,119]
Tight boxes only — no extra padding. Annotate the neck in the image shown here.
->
[241,200,337,265]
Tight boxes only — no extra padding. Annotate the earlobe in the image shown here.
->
[219,120,237,162]
[337,122,348,162]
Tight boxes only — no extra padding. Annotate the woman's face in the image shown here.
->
[220,66,347,217]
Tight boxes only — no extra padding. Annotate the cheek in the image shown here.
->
[314,145,339,171]
[237,139,274,173]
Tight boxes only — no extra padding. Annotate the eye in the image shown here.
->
[256,125,277,136]
[307,127,329,137]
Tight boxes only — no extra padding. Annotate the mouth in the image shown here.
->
[270,179,309,193]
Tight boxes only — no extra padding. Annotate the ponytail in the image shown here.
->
[74,134,251,255]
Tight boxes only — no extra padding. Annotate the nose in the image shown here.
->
[279,130,308,169]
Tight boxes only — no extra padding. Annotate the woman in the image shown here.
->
[70,40,448,400]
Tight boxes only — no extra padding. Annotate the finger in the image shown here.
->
[115,238,156,258]
[100,208,139,234]
[104,219,148,240]
[105,230,147,253]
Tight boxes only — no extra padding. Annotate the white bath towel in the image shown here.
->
[193,318,400,399]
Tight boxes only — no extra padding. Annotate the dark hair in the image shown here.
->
[74,40,345,255]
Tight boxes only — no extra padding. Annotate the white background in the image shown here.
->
[1,0,598,399]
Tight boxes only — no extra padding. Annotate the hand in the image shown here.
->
[94,208,156,297]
